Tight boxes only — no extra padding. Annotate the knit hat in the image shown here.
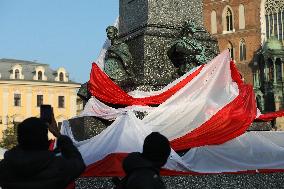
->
[142,132,171,166]
[17,117,49,150]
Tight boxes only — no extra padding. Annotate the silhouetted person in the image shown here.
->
[116,132,171,189]
[0,116,85,189]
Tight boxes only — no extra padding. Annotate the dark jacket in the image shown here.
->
[122,152,166,189]
[0,135,86,189]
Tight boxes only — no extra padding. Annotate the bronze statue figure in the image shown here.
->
[104,26,135,85]
[167,21,209,75]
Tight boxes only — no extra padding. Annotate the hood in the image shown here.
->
[122,152,159,174]
[2,146,54,177]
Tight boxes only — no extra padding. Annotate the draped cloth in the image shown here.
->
[61,50,284,177]
[62,114,284,177]
[256,110,284,122]
[88,61,204,106]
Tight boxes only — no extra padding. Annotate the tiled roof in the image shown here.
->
[0,58,76,84]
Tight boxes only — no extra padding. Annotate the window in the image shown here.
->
[15,69,20,79]
[211,10,217,34]
[37,95,43,107]
[239,39,246,61]
[276,58,282,81]
[228,41,234,60]
[58,96,65,108]
[14,94,21,107]
[267,58,274,81]
[38,71,43,80]
[265,1,284,40]
[226,8,233,31]
[59,72,64,82]
[239,4,245,29]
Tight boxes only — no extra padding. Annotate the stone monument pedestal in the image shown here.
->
[76,173,284,189]
[119,0,219,91]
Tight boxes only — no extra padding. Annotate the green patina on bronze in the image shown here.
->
[167,21,211,75]
[104,26,135,85]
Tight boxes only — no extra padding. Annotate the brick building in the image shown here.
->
[203,0,284,127]
[203,0,265,85]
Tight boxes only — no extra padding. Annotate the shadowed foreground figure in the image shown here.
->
[0,117,85,189]
[115,132,171,189]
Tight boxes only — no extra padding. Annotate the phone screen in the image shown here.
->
[40,105,52,124]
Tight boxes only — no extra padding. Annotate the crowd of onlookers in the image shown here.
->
[0,114,171,189]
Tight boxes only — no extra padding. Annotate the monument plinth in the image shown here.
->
[75,0,220,141]
[119,0,219,91]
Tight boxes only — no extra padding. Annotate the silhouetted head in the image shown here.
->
[17,117,49,150]
[142,132,171,167]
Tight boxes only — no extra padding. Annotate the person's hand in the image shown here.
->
[48,108,61,138]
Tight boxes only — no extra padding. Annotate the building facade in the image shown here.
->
[203,0,264,85]
[203,0,284,128]
[0,59,81,139]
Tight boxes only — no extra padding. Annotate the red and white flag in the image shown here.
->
[62,51,284,176]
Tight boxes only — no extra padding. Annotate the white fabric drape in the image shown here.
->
[142,51,238,139]
[80,51,239,140]
[81,98,154,121]
[60,50,284,174]
[62,113,284,173]
[183,131,284,173]
[61,113,189,171]
[80,66,200,120]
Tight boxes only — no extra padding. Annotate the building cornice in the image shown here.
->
[213,28,261,37]
[0,80,81,88]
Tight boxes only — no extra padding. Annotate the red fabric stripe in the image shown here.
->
[170,84,256,151]
[170,61,256,151]
[48,139,55,151]
[81,153,128,177]
[65,182,75,189]
[80,153,284,177]
[88,63,204,106]
[255,110,284,122]
[230,60,284,122]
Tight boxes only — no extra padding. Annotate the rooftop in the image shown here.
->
[0,58,79,84]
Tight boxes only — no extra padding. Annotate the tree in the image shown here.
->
[0,126,17,150]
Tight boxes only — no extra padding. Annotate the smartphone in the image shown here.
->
[40,105,53,124]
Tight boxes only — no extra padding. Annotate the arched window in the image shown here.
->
[228,41,234,60]
[265,0,284,40]
[276,58,282,81]
[239,4,245,29]
[38,71,43,80]
[15,69,20,79]
[59,72,64,82]
[267,58,274,81]
[258,54,265,83]
[211,10,217,34]
[240,39,246,61]
[226,8,233,31]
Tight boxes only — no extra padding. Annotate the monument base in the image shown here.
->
[76,173,284,189]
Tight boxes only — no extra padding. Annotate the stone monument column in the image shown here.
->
[119,0,218,91]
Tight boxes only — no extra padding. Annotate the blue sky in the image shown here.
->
[0,0,118,83]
